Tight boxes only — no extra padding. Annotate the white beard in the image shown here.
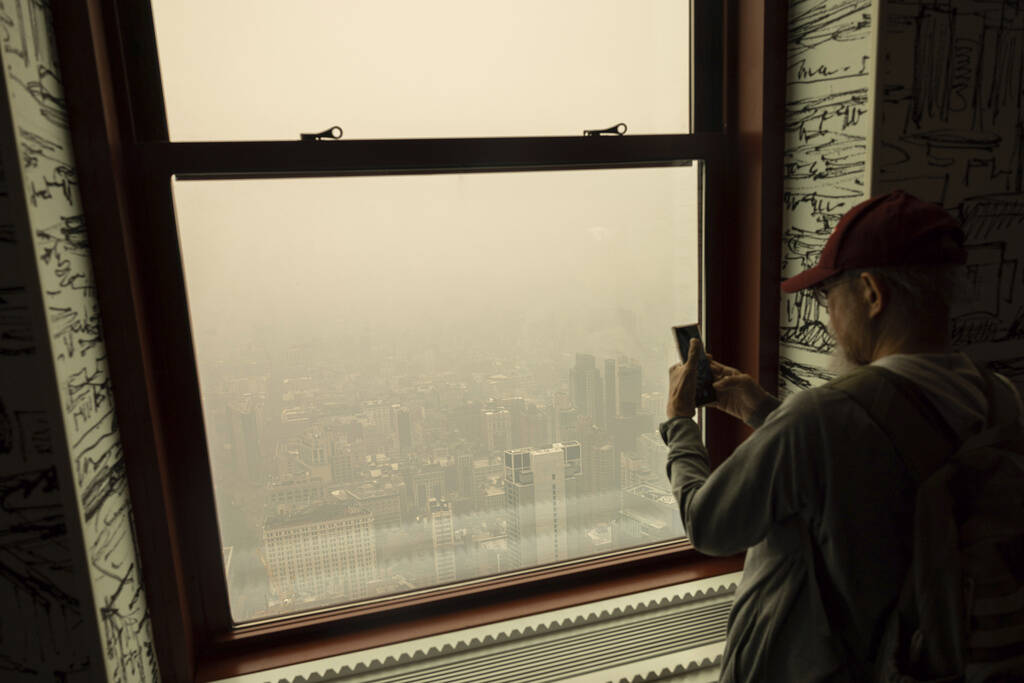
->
[826,316,869,376]
[827,346,862,376]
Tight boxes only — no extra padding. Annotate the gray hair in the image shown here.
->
[863,264,966,318]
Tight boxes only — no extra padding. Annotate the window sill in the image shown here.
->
[198,547,744,681]
[208,569,743,683]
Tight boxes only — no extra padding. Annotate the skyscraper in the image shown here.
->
[396,407,412,454]
[604,358,617,423]
[616,360,642,418]
[456,451,475,502]
[482,407,512,453]
[366,400,396,451]
[584,443,620,525]
[428,498,456,584]
[569,354,604,428]
[503,441,582,569]
[227,397,263,484]
[406,464,446,517]
[262,503,376,603]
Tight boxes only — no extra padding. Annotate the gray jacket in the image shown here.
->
[661,353,1022,682]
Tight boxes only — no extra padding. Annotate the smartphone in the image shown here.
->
[673,324,717,407]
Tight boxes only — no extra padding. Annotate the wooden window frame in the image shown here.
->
[52,0,787,679]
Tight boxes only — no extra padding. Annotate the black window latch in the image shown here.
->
[300,126,343,141]
[583,122,627,137]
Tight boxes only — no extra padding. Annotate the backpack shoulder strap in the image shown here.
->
[967,357,1024,427]
[960,361,1024,456]
[829,365,957,483]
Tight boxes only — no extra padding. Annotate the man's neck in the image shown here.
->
[872,336,952,361]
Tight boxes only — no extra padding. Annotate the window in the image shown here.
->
[56,0,784,679]
[176,167,701,622]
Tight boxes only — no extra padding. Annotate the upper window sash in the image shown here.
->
[116,1,724,144]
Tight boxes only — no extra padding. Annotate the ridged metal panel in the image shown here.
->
[281,580,738,683]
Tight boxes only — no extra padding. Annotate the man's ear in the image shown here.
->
[858,271,886,319]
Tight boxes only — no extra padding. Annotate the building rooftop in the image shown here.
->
[264,502,372,530]
[626,483,676,507]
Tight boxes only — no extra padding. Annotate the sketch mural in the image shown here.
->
[876,0,1024,389]
[0,5,90,673]
[780,0,1022,396]
[0,466,90,680]
[0,0,158,681]
[780,0,878,395]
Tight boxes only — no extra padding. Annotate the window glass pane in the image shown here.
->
[172,165,702,623]
[151,0,690,141]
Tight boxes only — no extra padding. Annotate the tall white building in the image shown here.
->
[262,503,376,604]
[503,441,581,569]
[428,498,456,584]
[482,407,512,453]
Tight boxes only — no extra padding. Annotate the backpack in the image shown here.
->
[829,362,1024,682]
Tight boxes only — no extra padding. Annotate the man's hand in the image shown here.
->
[707,356,774,423]
[666,338,700,419]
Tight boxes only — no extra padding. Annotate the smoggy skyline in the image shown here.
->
[174,166,702,372]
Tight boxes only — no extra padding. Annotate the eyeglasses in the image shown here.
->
[809,275,850,309]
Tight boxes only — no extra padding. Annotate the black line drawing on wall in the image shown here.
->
[7,64,67,129]
[0,466,89,679]
[18,125,65,169]
[29,163,75,205]
[780,357,838,397]
[0,0,158,679]
[780,0,876,387]
[877,1,1024,386]
[780,292,837,354]
[0,407,52,464]
[1,0,61,125]
[0,286,35,356]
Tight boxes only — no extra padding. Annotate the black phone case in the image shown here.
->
[674,325,717,407]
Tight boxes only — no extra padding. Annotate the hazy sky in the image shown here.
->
[152,0,689,141]
[174,167,701,364]
[156,1,700,368]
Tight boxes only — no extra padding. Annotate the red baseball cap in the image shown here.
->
[781,190,967,293]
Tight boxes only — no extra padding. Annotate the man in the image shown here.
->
[662,190,1023,681]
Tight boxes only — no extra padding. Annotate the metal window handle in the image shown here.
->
[300,126,343,141]
[583,122,627,137]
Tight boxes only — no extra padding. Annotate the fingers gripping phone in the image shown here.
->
[673,324,717,407]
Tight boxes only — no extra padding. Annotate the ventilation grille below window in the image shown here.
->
[218,572,741,683]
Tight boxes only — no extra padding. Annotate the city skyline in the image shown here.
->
[205,331,689,622]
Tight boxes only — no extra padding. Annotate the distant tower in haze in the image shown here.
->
[569,354,604,428]
[617,360,642,417]
[503,441,582,569]
[429,498,456,584]
[396,407,412,454]
[227,397,263,484]
[482,407,512,453]
[604,358,617,423]
[366,400,396,451]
